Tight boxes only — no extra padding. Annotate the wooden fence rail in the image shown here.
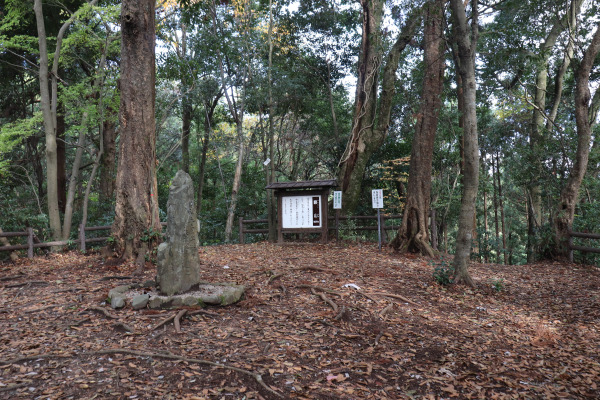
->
[0,222,167,258]
[239,214,402,244]
[569,230,600,263]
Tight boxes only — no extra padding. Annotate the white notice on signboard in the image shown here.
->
[372,189,384,209]
[333,191,342,209]
[281,195,322,228]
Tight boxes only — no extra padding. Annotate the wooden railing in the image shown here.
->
[239,214,402,244]
[0,222,167,258]
[569,230,600,263]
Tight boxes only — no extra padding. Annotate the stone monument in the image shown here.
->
[156,170,201,296]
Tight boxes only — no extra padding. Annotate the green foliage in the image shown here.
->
[490,278,505,292]
[140,228,162,243]
[430,257,455,286]
[0,113,43,176]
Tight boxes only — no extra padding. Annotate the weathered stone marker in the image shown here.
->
[156,170,201,296]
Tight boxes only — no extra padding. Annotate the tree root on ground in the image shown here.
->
[1,349,283,398]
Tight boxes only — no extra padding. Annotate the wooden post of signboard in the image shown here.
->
[277,192,284,244]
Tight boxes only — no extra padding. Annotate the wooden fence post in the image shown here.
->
[239,217,244,244]
[568,232,573,263]
[27,227,34,258]
[79,224,86,252]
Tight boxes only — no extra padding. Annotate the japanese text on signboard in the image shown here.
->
[281,195,322,228]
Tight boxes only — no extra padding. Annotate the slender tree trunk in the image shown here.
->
[481,156,488,263]
[112,0,161,264]
[450,0,479,287]
[492,154,500,262]
[266,0,277,242]
[99,119,117,201]
[391,0,444,257]
[554,22,600,257]
[33,0,60,241]
[34,0,99,242]
[180,23,191,174]
[61,112,88,240]
[56,109,66,214]
[225,122,245,241]
[496,153,508,264]
[196,119,210,216]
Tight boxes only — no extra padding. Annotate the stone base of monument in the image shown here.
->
[108,281,245,310]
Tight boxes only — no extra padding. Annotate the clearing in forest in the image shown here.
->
[1,242,599,399]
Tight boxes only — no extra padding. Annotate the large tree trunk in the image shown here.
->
[554,23,600,257]
[338,0,384,212]
[391,0,444,257]
[527,0,583,262]
[112,0,161,264]
[338,1,420,213]
[450,0,479,287]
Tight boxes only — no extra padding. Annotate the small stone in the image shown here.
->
[132,294,150,310]
[171,297,183,307]
[108,285,130,300]
[148,297,163,309]
[183,296,197,306]
[110,295,125,309]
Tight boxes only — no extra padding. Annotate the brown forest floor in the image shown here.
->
[1,241,599,399]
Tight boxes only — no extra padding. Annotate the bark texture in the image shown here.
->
[553,23,600,257]
[112,0,161,263]
[391,0,445,257]
[527,0,583,261]
[338,1,420,213]
[450,0,479,286]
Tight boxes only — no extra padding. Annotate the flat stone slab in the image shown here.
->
[108,282,245,310]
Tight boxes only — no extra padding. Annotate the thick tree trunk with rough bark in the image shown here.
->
[391,0,444,257]
[338,1,421,212]
[112,0,161,264]
[527,0,582,262]
[554,23,600,257]
[450,0,479,286]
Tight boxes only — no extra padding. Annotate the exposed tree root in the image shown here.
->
[174,309,187,333]
[82,306,118,319]
[94,348,283,398]
[295,266,332,273]
[151,311,177,331]
[1,349,283,398]
[5,281,49,288]
[367,292,419,306]
[379,303,394,317]
[296,284,342,296]
[310,288,339,313]
[267,272,284,285]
